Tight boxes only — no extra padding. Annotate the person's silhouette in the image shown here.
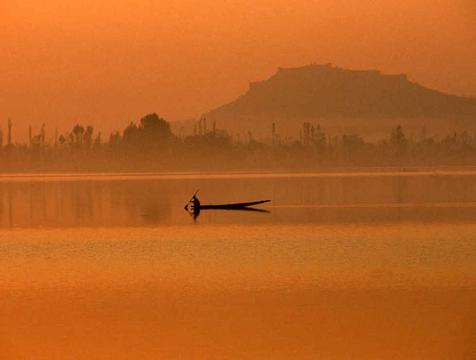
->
[191,194,200,210]
[184,190,201,220]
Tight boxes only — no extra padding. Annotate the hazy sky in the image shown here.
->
[1,0,475,139]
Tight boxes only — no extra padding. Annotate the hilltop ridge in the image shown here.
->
[204,64,476,138]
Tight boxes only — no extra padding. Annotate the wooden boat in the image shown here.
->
[184,191,270,216]
[200,200,270,210]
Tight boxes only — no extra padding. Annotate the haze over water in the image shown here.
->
[1,171,475,359]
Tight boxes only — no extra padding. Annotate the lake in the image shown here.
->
[1,171,475,359]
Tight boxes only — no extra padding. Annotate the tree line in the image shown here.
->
[1,113,476,172]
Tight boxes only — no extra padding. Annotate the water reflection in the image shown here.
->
[0,172,475,227]
[1,172,476,359]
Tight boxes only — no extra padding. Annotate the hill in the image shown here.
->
[203,64,476,139]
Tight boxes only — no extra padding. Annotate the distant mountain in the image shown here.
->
[204,64,476,139]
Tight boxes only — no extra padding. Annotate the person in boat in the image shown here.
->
[187,193,201,220]
[184,191,201,214]
[191,194,200,211]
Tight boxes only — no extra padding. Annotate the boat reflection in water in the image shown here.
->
[184,191,271,220]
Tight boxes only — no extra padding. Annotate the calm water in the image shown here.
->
[1,171,475,359]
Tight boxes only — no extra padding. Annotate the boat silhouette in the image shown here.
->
[184,191,270,218]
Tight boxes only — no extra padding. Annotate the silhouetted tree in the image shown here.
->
[390,125,408,159]
[311,124,326,152]
[94,132,102,149]
[58,134,66,146]
[84,126,94,148]
[40,124,46,146]
[72,124,85,147]
[122,122,140,145]
[140,113,172,142]
[271,122,277,145]
[7,118,12,148]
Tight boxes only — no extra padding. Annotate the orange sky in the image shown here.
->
[0,0,475,140]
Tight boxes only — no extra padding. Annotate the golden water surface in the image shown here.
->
[1,172,475,359]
